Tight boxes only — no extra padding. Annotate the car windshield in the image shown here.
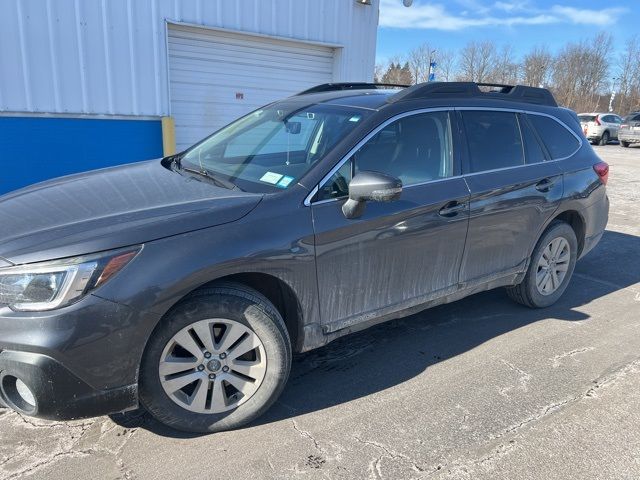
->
[180,103,371,192]
[578,115,596,122]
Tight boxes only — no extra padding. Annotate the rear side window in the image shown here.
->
[462,111,524,172]
[528,114,580,159]
[519,116,547,164]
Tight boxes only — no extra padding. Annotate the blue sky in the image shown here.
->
[376,0,638,63]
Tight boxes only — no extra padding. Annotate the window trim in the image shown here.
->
[304,106,582,206]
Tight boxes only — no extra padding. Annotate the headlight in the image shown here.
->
[0,247,141,312]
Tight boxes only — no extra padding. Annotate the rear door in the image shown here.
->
[601,114,621,139]
[457,109,567,286]
[311,110,470,332]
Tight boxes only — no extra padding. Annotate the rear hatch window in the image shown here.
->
[578,115,596,123]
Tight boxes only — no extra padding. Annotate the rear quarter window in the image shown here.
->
[519,116,547,164]
[527,114,580,159]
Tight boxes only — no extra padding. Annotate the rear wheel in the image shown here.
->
[506,221,578,308]
[621,141,630,148]
[599,131,610,146]
[139,283,291,433]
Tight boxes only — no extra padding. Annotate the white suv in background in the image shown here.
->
[578,113,623,146]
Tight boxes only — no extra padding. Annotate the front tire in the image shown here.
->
[621,141,630,148]
[139,283,291,433]
[506,221,578,308]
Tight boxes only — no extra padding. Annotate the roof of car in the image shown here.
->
[292,89,401,110]
[291,82,559,111]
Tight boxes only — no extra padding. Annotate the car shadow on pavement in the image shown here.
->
[110,229,640,438]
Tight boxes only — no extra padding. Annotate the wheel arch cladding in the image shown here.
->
[142,272,303,360]
[552,210,586,256]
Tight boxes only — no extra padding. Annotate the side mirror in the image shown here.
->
[342,171,402,219]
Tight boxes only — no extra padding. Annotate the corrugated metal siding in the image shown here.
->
[0,0,379,117]
[168,24,335,150]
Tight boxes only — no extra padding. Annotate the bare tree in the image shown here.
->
[522,46,553,87]
[374,63,387,83]
[490,45,520,85]
[407,43,435,84]
[372,33,640,114]
[436,49,457,82]
[457,40,497,83]
[615,36,640,114]
[551,33,612,111]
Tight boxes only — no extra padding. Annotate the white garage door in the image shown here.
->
[168,24,336,151]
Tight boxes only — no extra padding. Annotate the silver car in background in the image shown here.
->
[578,112,622,145]
[619,112,640,147]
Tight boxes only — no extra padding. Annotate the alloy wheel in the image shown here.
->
[159,318,267,413]
[535,237,570,296]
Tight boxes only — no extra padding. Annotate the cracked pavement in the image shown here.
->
[1,145,639,479]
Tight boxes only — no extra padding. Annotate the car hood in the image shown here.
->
[0,160,262,264]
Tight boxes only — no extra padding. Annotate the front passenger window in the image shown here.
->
[353,111,454,186]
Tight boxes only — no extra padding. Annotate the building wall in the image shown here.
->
[0,0,379,116]
[0,116,163,194]
[0,0,379,194]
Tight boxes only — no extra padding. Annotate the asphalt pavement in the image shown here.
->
[1,144,639,480]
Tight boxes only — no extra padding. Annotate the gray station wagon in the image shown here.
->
[0,82,609,433]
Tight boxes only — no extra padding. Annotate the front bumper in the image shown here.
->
[0,294,161,419]
[0,350,137,420]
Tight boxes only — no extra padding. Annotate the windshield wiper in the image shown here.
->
[173,157,239,191]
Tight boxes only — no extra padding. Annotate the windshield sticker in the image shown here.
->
[277,176,295,188]
[260,172,284,184]
[349,115,362,122]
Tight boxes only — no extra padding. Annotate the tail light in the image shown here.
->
[594,116,601,126]
[621,124,628,129]
[593,161,609,185]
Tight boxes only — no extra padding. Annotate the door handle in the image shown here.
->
[535,178,556,192]
[439,201,467,217]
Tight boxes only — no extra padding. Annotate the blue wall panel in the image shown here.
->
[0,117,163,195]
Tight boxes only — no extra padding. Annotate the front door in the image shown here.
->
[310,110,470,332]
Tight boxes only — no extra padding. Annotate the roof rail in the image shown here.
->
[297,83,409,95]
[387,82,558,107]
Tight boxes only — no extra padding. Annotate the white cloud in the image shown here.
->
[550,5,625,26]
[378,0,625,30]
[493,1,530,12]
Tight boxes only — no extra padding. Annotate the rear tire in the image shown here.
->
[599,131,610,146]
[621,141,630,148]
[139,283,291,433]
[506,221,578,308]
